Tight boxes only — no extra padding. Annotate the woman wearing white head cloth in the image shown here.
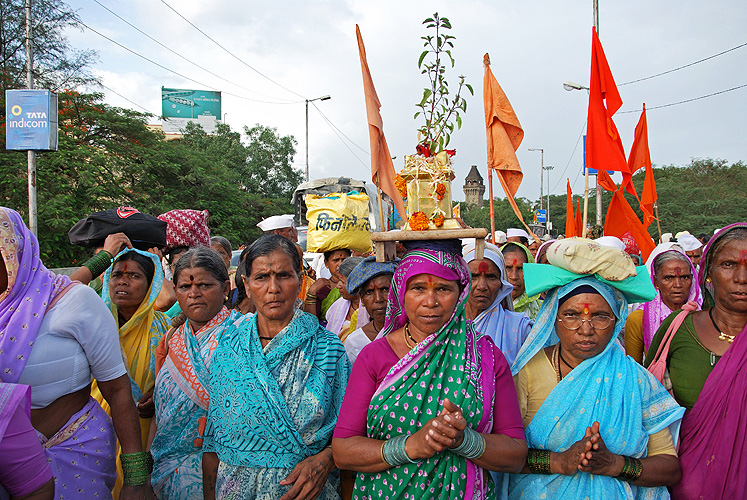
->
[464,243,534,366]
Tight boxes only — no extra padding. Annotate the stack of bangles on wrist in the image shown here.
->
[120,451,153,487]
[82,249,113,278]
[616,456,643,482]
[305,292,317,304]
[380,435,417,467]
[527,449,552,474]
[452,427,486,460]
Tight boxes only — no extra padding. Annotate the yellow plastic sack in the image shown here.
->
[306,192,372,253]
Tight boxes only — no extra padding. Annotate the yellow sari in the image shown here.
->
[92,248,169,497]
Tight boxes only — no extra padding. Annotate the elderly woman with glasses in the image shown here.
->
[508,241,685,499]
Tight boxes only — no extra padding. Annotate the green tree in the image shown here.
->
[461,197,533,234]
[242,124,302,200]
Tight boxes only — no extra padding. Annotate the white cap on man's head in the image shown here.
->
[594,236,626,251]
[507,228,529,240]
[677,234,703,252]
[257,214,294,232]
[661,233,673,243]
[675,231,691,240]
[495,230,507,244]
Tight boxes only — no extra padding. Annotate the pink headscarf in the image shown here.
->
[639,242,702,350]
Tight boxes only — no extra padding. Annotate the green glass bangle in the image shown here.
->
[527,448,552,475]
[82,250,113,278]
[616,456,643,482]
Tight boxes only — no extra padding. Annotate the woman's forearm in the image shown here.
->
[332,436,390,473]
[202,452,219,500]
[631,454,681,487]
[472,435,527,473]
[96,374,143,454]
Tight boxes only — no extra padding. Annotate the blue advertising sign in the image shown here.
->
[536,209,547,223]
[5,90,58,151]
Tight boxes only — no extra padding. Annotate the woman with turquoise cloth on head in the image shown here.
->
[507,249,686,500]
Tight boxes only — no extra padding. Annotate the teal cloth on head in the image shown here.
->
[523,264,656,303]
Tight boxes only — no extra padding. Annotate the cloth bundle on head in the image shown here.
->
[346,256,399,296]
[0,207,72,383]
[158,209,210,251]
[545,237,636,281]
[257,214,294,232]
[638,243,702,350]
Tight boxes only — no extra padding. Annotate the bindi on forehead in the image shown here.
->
[582,303,591,315]
[512,257,518,266]
[674,266,682,276]
[189,275,195,281]
[741,250,747,264]
[478,262,490,274]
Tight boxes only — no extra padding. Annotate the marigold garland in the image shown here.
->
[408,211,430,231]
[394,174,408,199]
[433,214,445,227]
[435,182,446,201]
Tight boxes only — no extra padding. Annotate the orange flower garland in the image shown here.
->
[408,211,430,231]
[433,214,445,227]
[435,182,446,201]
[395,174,408,199]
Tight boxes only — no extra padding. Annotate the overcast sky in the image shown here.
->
[63,0,747,205]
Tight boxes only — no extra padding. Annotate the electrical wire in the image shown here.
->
[550,118,587,193]
[99,83,152,114]
[311,103,370,155]
[618,41,747,86]
[92,0,295,103]
[618,83,747,114]
[159,0,306,100]
[79,21,303,105]
[310,102,371,173]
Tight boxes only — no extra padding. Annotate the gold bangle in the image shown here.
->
[380,441,389,466]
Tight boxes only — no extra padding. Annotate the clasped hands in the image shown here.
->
[554,421,624,477]
[405,398,469,460]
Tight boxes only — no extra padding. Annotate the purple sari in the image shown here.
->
[672,223,747,499]
[0,207,71,383]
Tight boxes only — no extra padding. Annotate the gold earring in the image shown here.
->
[706,277,712,283]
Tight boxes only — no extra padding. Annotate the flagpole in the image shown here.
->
[488,168,496,243]
[582,168,589,237]
[654,201,663,243]
[376,172,386,231]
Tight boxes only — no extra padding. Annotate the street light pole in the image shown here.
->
[528,148,544,211]
[25,0,37,235]
[544,165,554,226]
[305,95,331,182]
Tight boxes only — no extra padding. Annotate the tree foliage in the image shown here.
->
[0,0,98,93]
[462,158,747,241]
[1,91,300,267]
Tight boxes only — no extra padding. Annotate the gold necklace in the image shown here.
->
[709,308,736,344]
[404,323,417,350]
[552,344,562,382]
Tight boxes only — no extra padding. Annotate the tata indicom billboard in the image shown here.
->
[161,87,221,134]
[5,89,58,150]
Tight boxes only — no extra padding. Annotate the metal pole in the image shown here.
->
[545,166,554,226]
[593,0,603,227]
[539,149,544,211]
[26,0,37,235]
[305,99,309,182]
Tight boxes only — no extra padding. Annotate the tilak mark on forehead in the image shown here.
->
[740,250,747,264]
[582,303,590,315]
[674,266,682,276]
[478,262,490,274]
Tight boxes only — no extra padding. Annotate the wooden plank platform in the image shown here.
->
[371,228,488,262]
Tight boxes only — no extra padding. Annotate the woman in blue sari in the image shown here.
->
[150,247,240,498]
[202,235,351,500]
[508,249,685,500]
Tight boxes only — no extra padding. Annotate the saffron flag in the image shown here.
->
[356,25,407,221]
[604,187,656,261]
[585,27,629,177]
[597,169,618,192]
[628,104,657,228]
[575,198,583,237]
[565,180,577,237]
[483,53,536,239]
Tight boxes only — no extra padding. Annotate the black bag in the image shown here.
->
[68,206,167,250]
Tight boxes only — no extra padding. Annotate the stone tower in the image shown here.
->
[463,165,485,208]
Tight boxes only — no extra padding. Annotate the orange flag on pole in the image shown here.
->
[597,169,618,192]
[628,104,657,228]
[483,53,536,239]
[356,25,407,221]
[565,179,577,237]
[575,198,583,237]
[586,27,629,178]
[604,187,656,261]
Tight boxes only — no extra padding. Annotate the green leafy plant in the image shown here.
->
[414,13,473,155]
